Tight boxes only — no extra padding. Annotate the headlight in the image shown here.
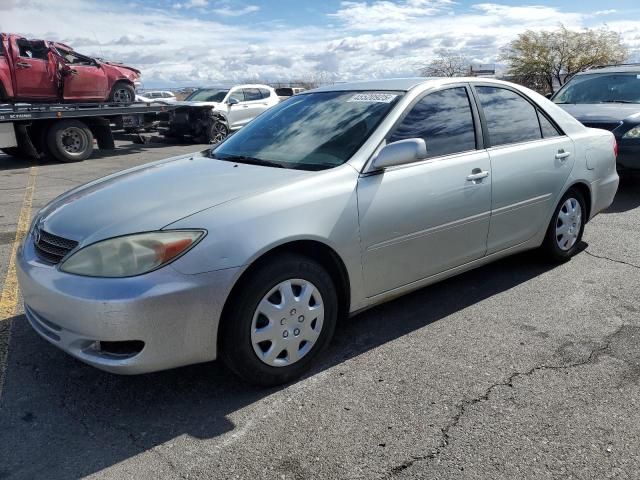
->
[60,230,205,277]
[622,126,640,139]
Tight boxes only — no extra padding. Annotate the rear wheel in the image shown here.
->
[46,120,94,163]
[220,253,338,386]
[542,188,586,262]
[109,83,136,104]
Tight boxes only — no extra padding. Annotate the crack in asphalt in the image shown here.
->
[386,324,627,477]
[584,249,640,270]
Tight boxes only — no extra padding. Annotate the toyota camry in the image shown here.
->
[17,78,619,386]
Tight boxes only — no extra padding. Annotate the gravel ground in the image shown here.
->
[1,143,639,479]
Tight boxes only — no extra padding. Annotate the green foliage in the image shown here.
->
[501,25,628,93]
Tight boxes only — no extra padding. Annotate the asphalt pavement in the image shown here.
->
[0,142,639,479]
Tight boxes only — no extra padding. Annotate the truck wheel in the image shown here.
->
[109,83,136,104]
[47,120,94,163]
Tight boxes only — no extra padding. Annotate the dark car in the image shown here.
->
[552,64,640,170]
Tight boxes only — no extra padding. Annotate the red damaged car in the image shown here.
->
[0,33,140,104]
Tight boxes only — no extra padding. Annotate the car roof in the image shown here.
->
[576,64,640,75]
[310,77,519,93]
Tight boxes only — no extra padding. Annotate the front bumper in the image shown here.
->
[16,232,240,374]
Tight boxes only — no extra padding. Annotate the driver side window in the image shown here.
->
[389,87,477,158]
[229,90,245,102]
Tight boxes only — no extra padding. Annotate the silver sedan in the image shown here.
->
[17,78,619,386]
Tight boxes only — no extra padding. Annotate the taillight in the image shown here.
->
[613,137,618,158]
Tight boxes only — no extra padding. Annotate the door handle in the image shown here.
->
[555,150,571,160]
[16,62,32,68]
[242,105,249,108]
[466,170,490,182]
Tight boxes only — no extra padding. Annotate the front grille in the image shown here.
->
[33,228,78,264]
[582,121,622,132]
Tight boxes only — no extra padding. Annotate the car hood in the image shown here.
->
[36,151,309,245]
[557,103,640,123]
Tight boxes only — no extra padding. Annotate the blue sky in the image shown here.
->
[1,0,639,87]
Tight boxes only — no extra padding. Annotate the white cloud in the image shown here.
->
[173,0,208,9]
[330,0,454,30]
[213,4,260,16]
[594,9,617,16]
[0,0,638,86]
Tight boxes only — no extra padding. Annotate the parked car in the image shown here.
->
[0,33,140,104]
[165,84,279,143]
[17,78,618,386]
[135,90,177,104]
[552,64,640,170]
[275,86,305,101]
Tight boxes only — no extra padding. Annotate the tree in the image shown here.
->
[500,25,628,94]
[420,49,470,77]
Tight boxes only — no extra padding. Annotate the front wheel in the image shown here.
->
[206,120,229,144]
[220,253,338,386]
[109,83,136,104]
[542,188,586,262]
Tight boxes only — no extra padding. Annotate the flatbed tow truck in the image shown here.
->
[0,102,176,162]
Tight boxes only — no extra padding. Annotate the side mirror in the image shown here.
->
[371,138,428,170]
[545,92,553,99]
[227,97,239,105]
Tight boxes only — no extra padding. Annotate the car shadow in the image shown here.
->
[0,249,561,479]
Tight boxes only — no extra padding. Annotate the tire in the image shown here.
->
[542,188,586,262]
[206,120,229,144]
[46,120,94,163]
[108,82,136,104]
[220,253,338,386]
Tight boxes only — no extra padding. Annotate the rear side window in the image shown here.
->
[259,88,271,99]
[475,86,542,147]
[538,112,561,138]
[389,87,476,157]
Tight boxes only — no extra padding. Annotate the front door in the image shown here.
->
[55,47,108,100]
[226,89,251,129]
[357,86,492,297]
[471,85,575,254]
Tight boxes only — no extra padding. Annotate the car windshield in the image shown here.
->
[185,89,229,102]
[212,90,402,171]
[553,73,640,104]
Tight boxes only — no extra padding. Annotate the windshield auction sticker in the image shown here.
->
[347,93,398,103]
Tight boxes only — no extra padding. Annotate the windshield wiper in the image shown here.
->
[212,154,285,169]
[600,100,637,104]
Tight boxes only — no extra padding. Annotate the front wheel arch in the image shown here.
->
[218,240,351,351]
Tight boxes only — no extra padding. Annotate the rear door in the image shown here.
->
[12,39,58,99]
[472,85,575,254]
[357,85,491,296]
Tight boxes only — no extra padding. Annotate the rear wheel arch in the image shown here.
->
[566,181,592,221]
[218,239,351,348]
